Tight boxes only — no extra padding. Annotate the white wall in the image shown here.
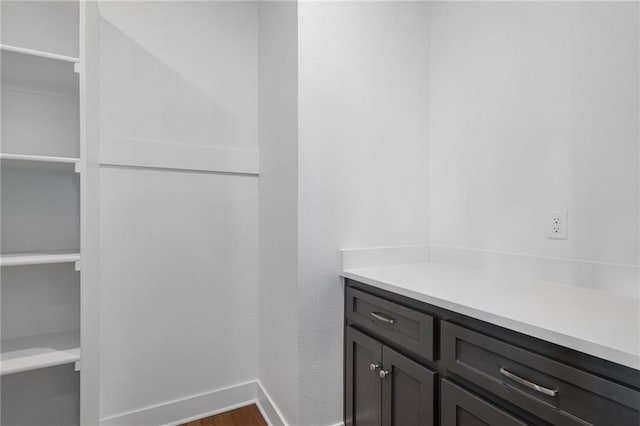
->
[99,168,258,420]
[97,2,259,423]
[429,2,639,270]
[98,1,257,150]
[258,2,299,425]
[1,1,79,58]
[298,2,430,423]
[94,2,639,424]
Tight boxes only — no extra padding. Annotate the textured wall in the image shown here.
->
[298,2,431,423]
[429,2,639,266]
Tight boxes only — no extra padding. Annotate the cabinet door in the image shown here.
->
[441,379,529,426]
[345,327,383,426]
[380,346,437,426]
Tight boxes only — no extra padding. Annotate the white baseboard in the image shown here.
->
[256,381,288,426]
[100,380,286,426]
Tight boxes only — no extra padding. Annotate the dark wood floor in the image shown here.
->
[181,404,267,426]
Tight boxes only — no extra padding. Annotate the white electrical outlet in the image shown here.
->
[548,211,567,240]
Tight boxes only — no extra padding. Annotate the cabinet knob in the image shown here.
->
[369,363,380,372]
[379,369,390,379]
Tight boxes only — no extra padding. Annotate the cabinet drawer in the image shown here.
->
[441,379,529,426]
[346,287,435,361]
[441,321,640,425]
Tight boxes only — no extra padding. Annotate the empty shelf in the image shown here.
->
[1,154,80,172]
[0,153,79,164]
[0,252,80,267]
[0,44,79,63]
[1,330,80,375]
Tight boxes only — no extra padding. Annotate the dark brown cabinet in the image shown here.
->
[344,279,640,426]
[381,345,436,426]
[345,326,436,426]
[441,321,640,426]
[441,380,529,426]
[345,326,383,426]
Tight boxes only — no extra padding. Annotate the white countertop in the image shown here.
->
[341,262,640,370]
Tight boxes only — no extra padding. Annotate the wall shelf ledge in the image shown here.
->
[1,330,80,376]
[0,252,81,267]
[0,44,79,63]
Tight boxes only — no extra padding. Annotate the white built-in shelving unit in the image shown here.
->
[0,1,94,424]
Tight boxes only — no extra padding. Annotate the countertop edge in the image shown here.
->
[341,269,640,371]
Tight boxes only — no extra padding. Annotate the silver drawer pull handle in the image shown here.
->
[379,369,391,379]
[500,368,558,397]
[370,311,395,325]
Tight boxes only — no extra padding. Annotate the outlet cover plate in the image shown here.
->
[548,210,568,240]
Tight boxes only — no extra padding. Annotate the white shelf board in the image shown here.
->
[1,330,80,376]
[0,252,80,267]
[0,153,79,164]
[0,153,80,172]
[0,44,79,63]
